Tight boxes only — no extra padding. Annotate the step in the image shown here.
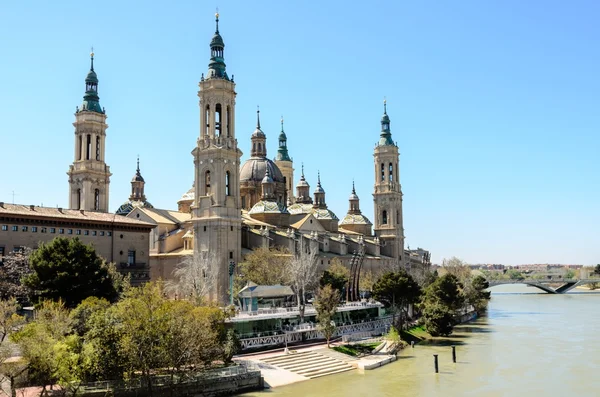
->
[276,355,338,369]
[262,352,320,365]
[295,361,352,375]
[281,357,341,372]
[309,366,354,379]
[297,363,353,377]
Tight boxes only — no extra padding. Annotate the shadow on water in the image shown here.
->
[420,339,466,347]
[457,326,494,333]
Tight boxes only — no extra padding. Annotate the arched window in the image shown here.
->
[94,189,100,210]
[77,189,81,210]
[395,163,399,183]
[397,210,400,225]
[381,163,385,181]
[78,135,82,160]
[96,136,101,160]
[205,105,210,136]
[389,163,393,182]
[86,134,91,160]
[205,171,211,195]
[258,143,262,152]
[253,143,256,153]
[226,106,231,137]
[382,210,388,225]
[215,103,222,137]
[225,171,231,196]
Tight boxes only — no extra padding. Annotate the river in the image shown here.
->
[242,285,600,396]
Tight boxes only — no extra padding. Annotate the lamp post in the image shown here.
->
[228,261,235,306]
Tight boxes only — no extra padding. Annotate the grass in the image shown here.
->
[332,342,381,357]
[400,325,431,344]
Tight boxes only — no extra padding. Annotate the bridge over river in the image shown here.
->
[487,278,600,293]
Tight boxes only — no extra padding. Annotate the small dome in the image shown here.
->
[210,32,224,48]
[262,170,273,184]
[296,176,309,188]
[314,184,325,194]
[85,70,98,84]
[251,127,265,138]
[381,113,390,123]
[178,186,194,203]
[240,157,285,183]
[132,172,144,183]
[116,199,154,216]
[249,200,289,215]
[340,213,372,226]
[349,192,359,200]
[313,208,339,221]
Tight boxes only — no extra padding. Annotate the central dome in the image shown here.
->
[240,157,285,183]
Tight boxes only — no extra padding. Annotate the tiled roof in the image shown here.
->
[339,213,372,225]
[135,207,191,225]
[0,203,153,228]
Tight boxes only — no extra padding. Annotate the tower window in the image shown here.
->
[215,103,222,137]
[205,171,211,195]
[96,136,101,160]
[397,210,400,225]
[205,104,210,136]
[86,134,91,160]
[225,171,231,196]
[382,210,388,225]
[77,189,81,210]
[226,106,231,137]
[78,135,82,160]
[94,189,100,210]
[381,163,385,181]
[396,163,399,184]
[389,163,393,182]
[258,143,262,153]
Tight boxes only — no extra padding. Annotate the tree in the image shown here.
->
[319,259,349,296]
[23,238,118,308]
[165,251,218,304]
[463,275,491,314]
[0,248,33,302]
[0,298,26,397]
[372,270,421,330]
[11,300,76,395]
[594,264,600,275]
[235,246,291,289]
[289,241,319,323]
[314,285,339,347]
[421,301,455,337]
[441,257,472,284]
[359,270,375,295]
[222,328,241,364]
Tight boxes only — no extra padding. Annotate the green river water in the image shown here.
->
[243,285,600,396]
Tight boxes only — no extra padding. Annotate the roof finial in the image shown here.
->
[90,47,94,71]
[301,163,305,177]
[136,155,140,173]
[352,179,356,194]
[317,170,321,185]
[256,105,261,129]
[281,115,284,131]
[383,97,387,114]
[215,8,219,33]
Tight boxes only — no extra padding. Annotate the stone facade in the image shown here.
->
[0,203,153,285]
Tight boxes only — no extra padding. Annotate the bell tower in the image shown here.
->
[67,51,111,212]
[192,13,242,304]
[373,100,405,266]
[274,117,294,203]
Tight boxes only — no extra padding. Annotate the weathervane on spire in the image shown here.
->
[90,46,95,71]
[215,8,220,32]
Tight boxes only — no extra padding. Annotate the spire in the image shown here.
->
[349,180,360,213]
[313,171,326,208]
[275,115,292,161]
[250,106,267,157]
[132,156,145,183]
[129,156,146,201]
[378,98,394,146]
[352,179,356,195]
[261,166,275,200]
[207,12,229,80]
[81,50,103,114]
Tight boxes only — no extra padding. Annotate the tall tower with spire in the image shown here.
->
[192,13,243,304]
[67,52,111,212]
[274,117,294,203]
[372,100,405,266]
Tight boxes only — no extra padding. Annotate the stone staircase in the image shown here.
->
[260,349,354,379]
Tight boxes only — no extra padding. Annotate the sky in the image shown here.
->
[0,0,599,265]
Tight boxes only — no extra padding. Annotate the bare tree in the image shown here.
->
[289,238,319,323]
[165,251,218,305]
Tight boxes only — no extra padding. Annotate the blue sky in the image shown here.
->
[1,0,598,265]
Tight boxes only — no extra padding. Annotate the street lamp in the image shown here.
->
[228,260,236,306]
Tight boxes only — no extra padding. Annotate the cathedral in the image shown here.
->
[68,14,410,304]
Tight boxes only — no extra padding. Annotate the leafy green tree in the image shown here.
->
[421,301,455,337]
[314,284,340,347]
[0,298,26,397]
[372,270,421,330]
[464,275,491,314]
[594,264,600,275]
[422,273,464,312]
[223,328,241,364]
[23,238,118,307]
[236,246,291,288]
[319,260,349,296]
